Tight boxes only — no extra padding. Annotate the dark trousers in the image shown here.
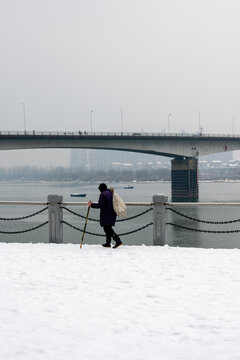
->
[103,225,120,245]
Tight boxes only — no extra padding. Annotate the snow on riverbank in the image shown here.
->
[1,243,240,360]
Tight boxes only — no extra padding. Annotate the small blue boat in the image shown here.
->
[124,185,134,189]
[70,193,87,197]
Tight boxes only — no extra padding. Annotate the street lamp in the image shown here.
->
[120,107,123,134]
[90,110,94,132]
[168,113,171,133]
[197,111,201,133]
[20,102,26,132]
[232,117,236,135]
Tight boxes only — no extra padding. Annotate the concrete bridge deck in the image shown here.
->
[1,130,240,158]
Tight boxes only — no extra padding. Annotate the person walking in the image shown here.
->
[88,183,122,248]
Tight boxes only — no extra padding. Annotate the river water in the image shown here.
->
[1,180,240,248]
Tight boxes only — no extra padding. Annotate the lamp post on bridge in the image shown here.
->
[168,113,171,133]
[20,102,26,132]
[197,111,203,134]
[120,107,123,135]
[232,117,236,135]
[90,110,94,132]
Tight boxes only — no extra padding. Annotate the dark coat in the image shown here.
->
[91,189,117,226]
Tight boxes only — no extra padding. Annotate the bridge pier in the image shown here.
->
[171,157,198,201]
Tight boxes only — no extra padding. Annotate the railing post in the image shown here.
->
[153,194,168,246]
[48,194,63,243]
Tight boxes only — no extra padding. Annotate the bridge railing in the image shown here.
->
[0,130,240,138]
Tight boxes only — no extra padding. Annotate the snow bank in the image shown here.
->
[1,243,240,360]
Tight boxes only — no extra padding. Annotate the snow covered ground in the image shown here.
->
[1,243,240,360]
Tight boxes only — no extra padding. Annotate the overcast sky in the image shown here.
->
[0,0,240,166]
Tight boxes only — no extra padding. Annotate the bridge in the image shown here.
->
[0,130,239,156]
[1,130,240,200]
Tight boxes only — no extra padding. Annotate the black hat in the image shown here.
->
[98,183,107,192]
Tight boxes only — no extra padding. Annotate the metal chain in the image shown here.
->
[61,206,153,222]
[117,208,153,222]
[0,221,49,234]
[62,220,153,236]
[119,222,153,235]
[61,207,99,221]
[0,206,48,221]
[167,206,240,224]
[167,222,240,234]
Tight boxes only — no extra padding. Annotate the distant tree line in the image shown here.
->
[199,167,240,180]
[0,166,171,182]
[1,166,239,182]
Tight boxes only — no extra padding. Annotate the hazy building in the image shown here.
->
[200,151,233,162]
[70,149,169,170]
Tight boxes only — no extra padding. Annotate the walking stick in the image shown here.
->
[80,206,91,249]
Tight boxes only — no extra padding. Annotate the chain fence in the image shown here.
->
[166,206,240,234]
[2,201,240,244]
[61,206,153,237]
[0,221,48,234]
[167,206,240,224]
[0,206,48,236]
[62,220,153,236]
[0,206,48,221]
[0,204,153,241]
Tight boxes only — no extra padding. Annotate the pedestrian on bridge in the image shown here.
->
[88,183,122,248]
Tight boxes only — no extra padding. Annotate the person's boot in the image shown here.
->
[112,234,122,249]
[102,243,111,248]
[112,240,122,249]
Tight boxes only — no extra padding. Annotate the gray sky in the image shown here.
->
[0,0,240,166]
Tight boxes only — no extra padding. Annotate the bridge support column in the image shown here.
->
[171,157,198,201]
